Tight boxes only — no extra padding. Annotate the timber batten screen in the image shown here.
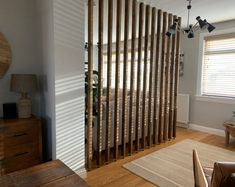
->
[86,0,181,168]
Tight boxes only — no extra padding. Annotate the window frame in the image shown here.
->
[197,27,235,103]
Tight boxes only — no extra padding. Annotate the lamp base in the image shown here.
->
[18,93,31,118]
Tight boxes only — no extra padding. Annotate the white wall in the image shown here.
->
[37,0,86,172]
[179,20,235,130]
[53,0,85,172]
[0,0,42,117]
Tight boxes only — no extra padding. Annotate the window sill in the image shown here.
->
[195,95,235,105]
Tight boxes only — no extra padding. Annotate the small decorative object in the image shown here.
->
[233,111,235,119]
[10,74,37,118]
[179,54,184,77]
[3,103,17,119]
[0,32,11,79]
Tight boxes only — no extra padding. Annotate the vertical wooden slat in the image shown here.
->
[122,0,130,157]
[114,0,122,161]
[142,5,150,150]
[158,12,167,143]
[153,9,162,145]
[87,0,93,170]
[173,17,181,138]
[147,7,156,147]
[129,0,137,155]
[163,14,172,141]
[105,0,113,163]
[168,15,177,140]
[135,2,144,152]
[97,0,104,166]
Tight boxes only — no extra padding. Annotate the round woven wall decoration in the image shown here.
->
[0,32,11,79]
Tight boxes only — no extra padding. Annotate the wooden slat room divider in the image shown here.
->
[86,0,181,169]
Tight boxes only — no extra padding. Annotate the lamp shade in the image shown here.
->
[204,19,216,33]
[196,16,208,30]
[11,74,37,93]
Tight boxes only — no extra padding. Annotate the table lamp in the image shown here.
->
[10,74,37,118]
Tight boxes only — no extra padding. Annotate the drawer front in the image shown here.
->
[3,120,40,138]
[1,154,41,174]
[3,143,40,160]
[4,127,39,147]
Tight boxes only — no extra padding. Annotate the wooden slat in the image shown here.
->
[135,2,144,152]
[105,0,113,163]
[173,17,181,138]
[114,0,122,161]
[142,5,150,150]
[87,0,93,170]
[163,14,172,141]
[122,0,130,157]
[147,7,156,147]
[168,15,177,140]
[128,0,137,155]
[153,9,162,145]
[97,0,104,166]
[158,12,167,143]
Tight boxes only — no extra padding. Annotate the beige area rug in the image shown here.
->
[123,139,235,187]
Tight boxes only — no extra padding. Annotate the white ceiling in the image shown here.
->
[141,0,235,27]
[88,0,235,43]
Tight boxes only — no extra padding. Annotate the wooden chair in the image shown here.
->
[193,149,235,187]
[192,149,210,187]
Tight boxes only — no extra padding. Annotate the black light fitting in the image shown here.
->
[166,0,216,39]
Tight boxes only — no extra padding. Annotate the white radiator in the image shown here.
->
[177,94,190,125]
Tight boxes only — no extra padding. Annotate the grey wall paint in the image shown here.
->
[0,0,42,117]
[36,0,55,161]
[179,20,235,130]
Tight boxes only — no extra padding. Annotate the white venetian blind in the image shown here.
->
[202,34,235,98]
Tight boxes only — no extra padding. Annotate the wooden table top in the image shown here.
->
[0,160,89,187]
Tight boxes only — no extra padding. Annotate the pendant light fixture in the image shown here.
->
[166,0,216,38]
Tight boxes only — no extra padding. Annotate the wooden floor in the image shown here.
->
[85,127,235,187]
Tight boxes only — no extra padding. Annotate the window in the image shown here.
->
[202,34,235,98]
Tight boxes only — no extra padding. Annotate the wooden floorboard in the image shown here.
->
[86,127,235,187]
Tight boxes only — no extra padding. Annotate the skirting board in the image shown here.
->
[75,167,87,179]
[189,123,225,137]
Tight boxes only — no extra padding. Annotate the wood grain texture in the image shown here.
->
[168,15,177,140]
[141,5,150,150]
[105,0,113,163]
[153,10,162,145]
[163,14,172,141]
[173,17,181,138]
[97,0,104,166]
[122,0,130,157]
[0,160,89,187]
[158,12,167,143]
[114,0,122,161]
[86,128,234,187]
[0,32,11,79]
[87,0,94,170]
[147,7,156,147]
[128,0,137,155]
[135,2,144,152]
[0,117,42,175]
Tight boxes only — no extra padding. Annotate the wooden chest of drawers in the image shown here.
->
[0,117,42,175]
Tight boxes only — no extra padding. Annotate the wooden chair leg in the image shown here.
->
[225,129,230,145]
